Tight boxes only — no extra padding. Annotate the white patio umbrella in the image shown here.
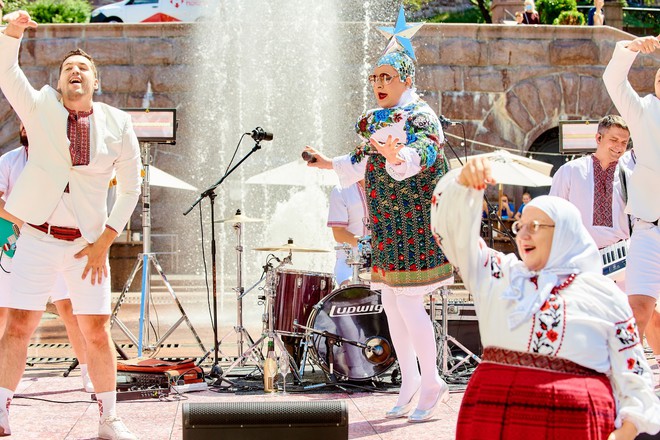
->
[149,165,197,191]
[246,159,339,187]
[449,149,553,187]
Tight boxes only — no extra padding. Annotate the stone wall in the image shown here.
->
[2,22,657,156]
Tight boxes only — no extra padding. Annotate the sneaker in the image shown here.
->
[98,416,137,440]
[0,409,10,437]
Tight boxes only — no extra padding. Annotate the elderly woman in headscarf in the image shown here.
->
[430,156,660,440]
[304,49,453,422]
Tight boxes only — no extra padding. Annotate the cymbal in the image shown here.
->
[215,213,264,224]
[253,240,329,253]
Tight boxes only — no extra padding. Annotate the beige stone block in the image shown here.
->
[130,39,176,65]
[123,23,166,38]
[577,75,607,117]
[534,76,562,120]
[100,65,152,93]
[441,91,493,121]
[629,68,655,94]
[505,91,534,132]
[560,73,580,116]
[48,24,87,39]
[149,65,192,93]
[488,40,549,66]
[437,38,484,67]
[22,39,82,67]
[96,93,127,109]
[161,23,194,38]
[513,80,545,125]
[549,40,599,66]
[417,65,462,92]
[83,24,125,38]
[82,39,131,66]
[465,67,509,92]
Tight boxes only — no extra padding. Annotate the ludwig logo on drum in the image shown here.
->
[329,303,383,317]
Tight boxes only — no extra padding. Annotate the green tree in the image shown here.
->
[554,9,585,24]
[3,0,90,23]
[536,0,578,24]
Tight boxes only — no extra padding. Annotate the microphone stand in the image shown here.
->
[184,140,263,377]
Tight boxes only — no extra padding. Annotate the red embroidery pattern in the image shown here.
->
[482,347,600,376]
[66,107,92,166]
[98,399,104,418]
[614,317,640,352]
[592,155,616,227]
[625,357,645,375]
[5,397,10,414]
[528,274,576,355]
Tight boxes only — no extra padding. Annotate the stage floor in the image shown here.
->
[9,278,660,439]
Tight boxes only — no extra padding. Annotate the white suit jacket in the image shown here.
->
[603,41,660,223]
[0,33,141,242]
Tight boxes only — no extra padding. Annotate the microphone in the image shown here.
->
[301,151,317,163]
[250,127,273,142]
[438,115,456,129]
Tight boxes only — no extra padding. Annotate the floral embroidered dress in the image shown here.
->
[430,171,660,434]
[332,93,452,289]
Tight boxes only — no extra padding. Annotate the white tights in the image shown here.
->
[380,287,446,410]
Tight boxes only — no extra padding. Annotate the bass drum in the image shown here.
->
[307,285,396,381]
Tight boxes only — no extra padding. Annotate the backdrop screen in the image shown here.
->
[123,109,177,143]
[559,120,599,153]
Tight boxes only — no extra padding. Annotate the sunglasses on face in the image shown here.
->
[368,73,400,85]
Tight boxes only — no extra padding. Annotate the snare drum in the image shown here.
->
[274,268,334,336]
[307,285,396,381]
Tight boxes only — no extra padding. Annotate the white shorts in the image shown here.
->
[5,226,111,314]
[0,257,69,306]
[626,219,660,300]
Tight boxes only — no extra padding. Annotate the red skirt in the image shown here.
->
[456,349,616,440]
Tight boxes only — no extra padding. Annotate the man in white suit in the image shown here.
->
[603,35,660,372]
[0,11,141,440]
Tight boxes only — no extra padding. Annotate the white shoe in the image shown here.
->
[0,409,10,437]
[98,416,137,440]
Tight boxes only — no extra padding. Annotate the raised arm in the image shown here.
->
[430,157,507,299]
[0,11,39,120]
[602,37,659,127]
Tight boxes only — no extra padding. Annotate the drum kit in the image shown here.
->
[212,210,481,387]
[212,210,396,385]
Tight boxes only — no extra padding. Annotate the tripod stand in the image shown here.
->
[219,256,301,382]
[433,286,481,378]
[110,142,207,357]
[216,211,260,365]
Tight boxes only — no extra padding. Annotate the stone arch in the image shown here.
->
[473,72,615,155]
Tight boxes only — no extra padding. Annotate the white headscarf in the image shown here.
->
[501,196,602,329]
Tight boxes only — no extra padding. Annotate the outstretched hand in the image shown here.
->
[369,135,403,165]
[2,10,38,37]
[457,157,496,190]
[626,35,660,54]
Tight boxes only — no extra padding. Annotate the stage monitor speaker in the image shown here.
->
[182,400,348,440]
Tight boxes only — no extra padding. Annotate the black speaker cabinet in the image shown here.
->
[182,400,348,440]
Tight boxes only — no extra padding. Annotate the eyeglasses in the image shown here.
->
[511,220,555,235]
[368,73,400,85]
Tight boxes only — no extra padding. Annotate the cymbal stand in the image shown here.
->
[434,286,481,378]
[111,142,207,358]
[220,254,302,383]
[217,211,258,365]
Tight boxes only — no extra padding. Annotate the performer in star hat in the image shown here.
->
[304,6,452,422]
